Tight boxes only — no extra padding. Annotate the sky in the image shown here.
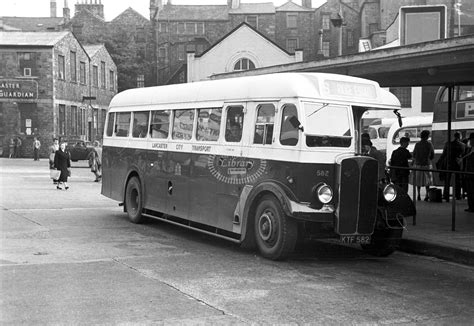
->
[2,0,327,21]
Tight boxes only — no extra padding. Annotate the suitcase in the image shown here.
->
[428,188,442,202]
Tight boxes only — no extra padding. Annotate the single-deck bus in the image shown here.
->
[102,73,415,260]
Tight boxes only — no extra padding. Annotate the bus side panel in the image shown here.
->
[101,146,135,202]
[166,151,191,220]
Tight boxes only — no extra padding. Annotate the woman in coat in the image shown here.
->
[54,141,71,190]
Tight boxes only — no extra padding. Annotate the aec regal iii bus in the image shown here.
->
[101,73,415,260]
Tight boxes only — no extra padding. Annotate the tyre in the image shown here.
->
[125,176,145,224]
[254,195,297,260]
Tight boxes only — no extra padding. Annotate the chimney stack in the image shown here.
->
[50,0,57,17]
[63,0,70,20]
[302,0,312,9]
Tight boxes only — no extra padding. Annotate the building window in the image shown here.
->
[177,22,185,34]
[322,14,331,30]
[58,55,65,80]
[369,23,379,35]
[322,41,330,57]
[71,106,77,135]
[66,106,72,136]
[233,58,255,71]
[246,15,258,29]
[178,44,185,61]
[159,22,168,33]
[79,61,86,84]
[137,74,145,88]
[100,61,106,89]
[390,87,412,108]
[135,27,145,43]
[185,22,195,34]
[347,29,354,47]
[286,38,298,53]
[18,52,36,76]
[59,104,66,135]
[196,22,205,35]
[287,13,298,29]
[109,70,115,91]
[158,47,168,60]
[70,51,76,82]
[93,65,98,88]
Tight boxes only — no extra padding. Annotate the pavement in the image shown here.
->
[1,158,473,266]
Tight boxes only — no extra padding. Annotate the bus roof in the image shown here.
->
[109,73,401,110]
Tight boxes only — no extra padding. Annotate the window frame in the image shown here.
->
[150,110,171,139]
[286,13,298,29]
[196,108,222,142]
[70,51,77,82]
[254,103,276,145]
[58,54,65,80]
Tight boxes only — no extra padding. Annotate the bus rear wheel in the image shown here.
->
[125,176,145,224]
[254,195,297,260]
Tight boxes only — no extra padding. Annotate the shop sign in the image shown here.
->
[0,79,38,100]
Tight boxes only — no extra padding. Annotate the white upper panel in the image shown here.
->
[109,73,401,111]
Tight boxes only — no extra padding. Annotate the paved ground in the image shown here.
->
[1,158,474,325]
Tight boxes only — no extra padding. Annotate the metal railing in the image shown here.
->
[387,165,474,231]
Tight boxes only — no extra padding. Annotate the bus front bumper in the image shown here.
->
[289,200,334,222]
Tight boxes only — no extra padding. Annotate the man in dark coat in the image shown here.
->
[464,133,474,212]
[390,137,412,192]
[442,132,466,201]
[54,142,71,190]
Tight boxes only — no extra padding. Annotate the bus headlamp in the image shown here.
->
[383,184,397,202]
[316,184,333,204]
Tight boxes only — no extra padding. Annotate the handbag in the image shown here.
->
[50,170,61,180]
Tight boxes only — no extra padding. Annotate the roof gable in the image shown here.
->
[277,1,314,12]
[111,7,149,25]
[72,8,105,23]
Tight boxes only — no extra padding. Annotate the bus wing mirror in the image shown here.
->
[394,110,403,127]
[289,116,304,132]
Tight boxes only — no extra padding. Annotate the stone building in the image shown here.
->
[0,31,117,158]
[187,22,303,82]
[151,0,319,85]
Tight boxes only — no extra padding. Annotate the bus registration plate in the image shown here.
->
[340,235,371,244]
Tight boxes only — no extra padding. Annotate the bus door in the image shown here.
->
[145,110,173,215]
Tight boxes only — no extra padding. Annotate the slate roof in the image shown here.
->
[276,1,314,12]
[0,17,64,32]
[229,3,275,14]
[157,5,229,21]
[0,31,69,46]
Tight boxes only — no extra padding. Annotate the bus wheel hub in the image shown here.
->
[258,212,274,241]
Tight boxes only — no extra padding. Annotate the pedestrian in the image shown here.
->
[463,133,474,213]
[14,136,22,158]
[412,129,434,201]
[389,136,412,192]
[362,138,386,181]
[54,141,71,190]
[49,138,60,184]
[33,137,41,161]
[441,132,466,202]
[88,141,102,182]
[8,138,14,158]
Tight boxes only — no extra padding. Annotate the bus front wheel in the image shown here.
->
[254,195,297,260]
[125,176,145,224]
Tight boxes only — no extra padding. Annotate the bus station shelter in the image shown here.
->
[212,34,474,88]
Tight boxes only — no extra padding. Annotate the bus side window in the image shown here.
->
[150,110,170,139]
[132,111,149,138]
[106,112,114,137]
[172,109,194,140]
[197,108,221,141]
[254,104,275,145]
[280,104,299,146]
[459,86,474,101]
[115,112,131,137]
[225,106,244,142]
